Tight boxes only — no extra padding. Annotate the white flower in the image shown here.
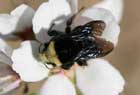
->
[0,38,13,64]
[75,59,125,95]
[40,59,125,95]
[0,4,35,93]
[0,0,125,95]
[0,4,34,35]
[0,38,21,94]
[40,74,76,95]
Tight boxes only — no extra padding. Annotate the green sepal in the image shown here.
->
[25,92,38,95]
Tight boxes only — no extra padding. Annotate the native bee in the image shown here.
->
[39,9,114,70]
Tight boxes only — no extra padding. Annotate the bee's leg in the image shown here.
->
[74,50,89,66]
[77,59,87,66]
[65,14,77,34]
[48,23,63,36]
[66,7,85,34]
[61,62,74,70]
[48,30,63,36]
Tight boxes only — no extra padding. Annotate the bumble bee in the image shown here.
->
[39,10,114,70]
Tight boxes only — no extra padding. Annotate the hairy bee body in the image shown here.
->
[40,21,113,70]
[39,12,113,70]
[40,34,85,69]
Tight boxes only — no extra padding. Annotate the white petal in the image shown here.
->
[81,8,120,46]
[0,38,12,57]
[0,51,12,65]
[67,0,78,13]
[40,74,76,95]
[0,38,12,64]
[0,4,34,35]
[33,0,71,43]
[11,4,35,32]
[0,14,19,35]
[12,41,49,82]
[76,59,125,95]
[94,0,124,23]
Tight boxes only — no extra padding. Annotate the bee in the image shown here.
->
[39,9,114,70]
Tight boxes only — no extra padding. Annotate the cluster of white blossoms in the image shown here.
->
[0,0,125,95]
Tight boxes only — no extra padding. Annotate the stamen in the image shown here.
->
[0,79,21,94]
[0,75,13,83]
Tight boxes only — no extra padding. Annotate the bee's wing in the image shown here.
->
[95,37,114,56]
[71,20,105,38]
[84,20,106,36]
[75,37,113,61]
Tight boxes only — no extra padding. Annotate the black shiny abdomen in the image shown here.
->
[53,35,84,69]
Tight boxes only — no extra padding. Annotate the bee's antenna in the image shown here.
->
[66,6,86,34]
[73,6,86,19]
[78,6,85,13]
[48,23,56,36]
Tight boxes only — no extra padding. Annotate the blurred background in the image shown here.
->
[0,0,139,95]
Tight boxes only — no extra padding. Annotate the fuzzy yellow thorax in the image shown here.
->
[39,41,62,66]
